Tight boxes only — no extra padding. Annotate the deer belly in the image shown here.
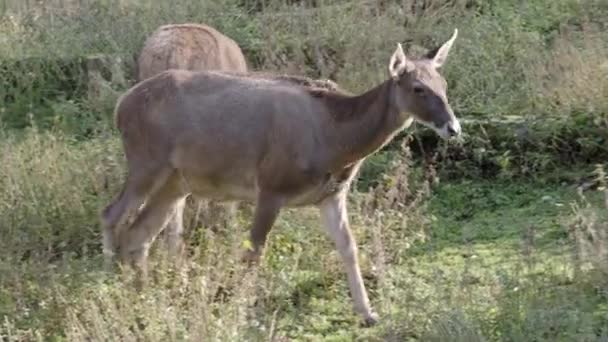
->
[286,175,346,207]
[178,171,258,202]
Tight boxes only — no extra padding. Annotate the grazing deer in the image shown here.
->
[136,23,248,82]
[102,29,459,326]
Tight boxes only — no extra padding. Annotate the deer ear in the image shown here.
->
[389,43,413,80]
[428,28,458,68]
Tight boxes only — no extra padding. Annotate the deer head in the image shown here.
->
[388,29,460,139]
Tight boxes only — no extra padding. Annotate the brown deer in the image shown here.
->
[136,23,249,242]
[136,23,248,82]
[102,29,459,326]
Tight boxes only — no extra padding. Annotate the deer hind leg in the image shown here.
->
[319,193,379,326]
[101,177,146,269]
[100,167,173,269]
[117,173,184,284]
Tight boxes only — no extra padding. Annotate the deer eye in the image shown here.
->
[413,86,425,95]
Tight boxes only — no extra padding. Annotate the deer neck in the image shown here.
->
[325,80,408,170]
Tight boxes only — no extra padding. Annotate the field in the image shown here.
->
[1,0,607,341]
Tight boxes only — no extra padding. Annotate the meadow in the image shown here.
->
[1,0,607,340]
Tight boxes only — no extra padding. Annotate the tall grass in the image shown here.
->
[0,129,120,261]
[1,0,607,130]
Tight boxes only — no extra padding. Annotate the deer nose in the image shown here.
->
[447,121,461,137]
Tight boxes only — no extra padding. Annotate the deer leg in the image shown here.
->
[319,192,379,326]
[161,197,187,261]
[118,178,184,284]
[101,167,173,269]
[241,191,283,265]
[101,177,148,270]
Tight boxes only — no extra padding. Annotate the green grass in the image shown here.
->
[426,180,579,247]
[1,0,607,132]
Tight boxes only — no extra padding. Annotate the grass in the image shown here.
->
[1,0,607,132]
[1,132,607,341]
[426,179,577,247]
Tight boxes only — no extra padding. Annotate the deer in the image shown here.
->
[101,29,460,326]
[136,23,249,242]
[136,23,248,82]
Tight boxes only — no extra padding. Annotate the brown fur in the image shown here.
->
[218,70,346,94]
[134,23,249,253]
[136,23,248,82]
[102,30,460,326]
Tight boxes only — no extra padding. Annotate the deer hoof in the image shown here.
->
[363,312,380,327]
[240,249,261,265]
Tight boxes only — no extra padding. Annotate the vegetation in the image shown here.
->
[0,0,607,340]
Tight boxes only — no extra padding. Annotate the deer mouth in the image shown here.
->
[416,117,461,140]
[440,119,461,139]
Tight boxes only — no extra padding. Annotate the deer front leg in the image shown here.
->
[319,192,379,326]
[241,191,283,265]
